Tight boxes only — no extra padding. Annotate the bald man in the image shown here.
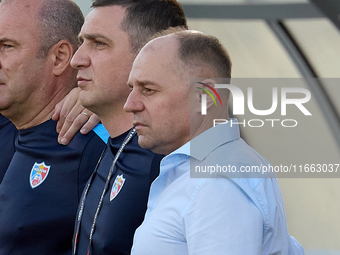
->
[125,29,304,255]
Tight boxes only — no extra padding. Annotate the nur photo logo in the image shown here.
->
[197,82,222,115]
[198,81,312,128]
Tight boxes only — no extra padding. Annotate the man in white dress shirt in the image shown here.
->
[124,29,304,255]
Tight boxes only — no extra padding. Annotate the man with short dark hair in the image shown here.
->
[124,29,304,254]
[69,0,187,254]
[0,0,107,254]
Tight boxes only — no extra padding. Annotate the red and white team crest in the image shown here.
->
[29,162,51,189]
[110,174,125,201]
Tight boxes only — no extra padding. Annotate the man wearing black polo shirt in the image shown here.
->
[0,113,16,181]
[0,0,108,254]
[0,93,102,184]
[69,0,187,254]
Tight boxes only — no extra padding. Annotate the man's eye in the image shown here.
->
[2,44,13,49]
[143,88,156,95]
[95,41,106,47]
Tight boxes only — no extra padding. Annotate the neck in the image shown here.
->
[14,108,55,130]
[6,86,72,130]
[191,112,228,140]
[100,110,133,138]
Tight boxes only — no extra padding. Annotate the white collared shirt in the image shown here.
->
[132,121,304,255]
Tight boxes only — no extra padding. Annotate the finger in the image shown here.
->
[56,99,81,133]
[52,98,64,121]
[55,87,81,133]
[58,101,85,140]
[58,111,89,145]
[80,114,101,134]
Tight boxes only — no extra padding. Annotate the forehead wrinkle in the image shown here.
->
[1,0,40,18]
[0,0,40,34]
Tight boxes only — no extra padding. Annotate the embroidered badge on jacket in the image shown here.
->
[110,174,125,201]
[29,162,51,189]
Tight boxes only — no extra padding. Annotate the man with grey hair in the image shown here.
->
[124,29,304,254]
[0,0,107,254]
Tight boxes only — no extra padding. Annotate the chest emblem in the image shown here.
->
[110,174,125,201]
[29,162,51,189]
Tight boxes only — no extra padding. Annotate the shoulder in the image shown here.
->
[69,124,108,150]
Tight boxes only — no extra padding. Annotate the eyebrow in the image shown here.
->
[78,33,113,43]
[0,38,17,44]
[128,80,157,89]
[137,80,158,87]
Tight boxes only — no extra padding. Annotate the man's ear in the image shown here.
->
[50,40,73,76]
